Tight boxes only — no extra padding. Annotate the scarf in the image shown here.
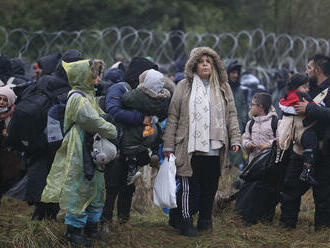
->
[0,104,15,120]
[188,74,226,153]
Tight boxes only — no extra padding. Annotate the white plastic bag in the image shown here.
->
[153,153,177,209]
[91,133,117,165]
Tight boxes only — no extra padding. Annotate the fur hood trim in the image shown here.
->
[184,47,228,85]
[137,84,171,99]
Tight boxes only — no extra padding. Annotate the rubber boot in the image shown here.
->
[31,202,46,221]
[45,203,60,220]
[66,225,92,247]
[197,219,212,232]
[84,222,103,241]
[179,218,198,237]
[169,208,181,229]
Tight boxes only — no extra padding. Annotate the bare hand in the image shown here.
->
[246,143,256,151]
[163,151,173,158]
[294,98,309,115]
[143,116,152,125]
[232,145,240,153]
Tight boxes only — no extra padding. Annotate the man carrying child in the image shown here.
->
[280,54,330,230]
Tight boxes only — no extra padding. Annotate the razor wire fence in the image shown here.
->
[1,26,330,88]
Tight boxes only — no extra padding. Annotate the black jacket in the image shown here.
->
[306,78,330,157]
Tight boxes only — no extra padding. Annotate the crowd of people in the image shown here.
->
[1,47,330,246]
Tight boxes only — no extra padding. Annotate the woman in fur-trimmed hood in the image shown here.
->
[162,47,241,236]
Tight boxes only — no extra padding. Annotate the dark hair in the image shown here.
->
[252,92,272,114]
[308,54,330,77]
[284,73,309,99]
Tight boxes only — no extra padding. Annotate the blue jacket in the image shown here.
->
[105,82,161,155]
[105,82,144,125]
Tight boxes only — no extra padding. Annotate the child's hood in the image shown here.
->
[250,105,277,123]
[138,69,170,98]
[139,69,164,93]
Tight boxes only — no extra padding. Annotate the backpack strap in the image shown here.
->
[68,90,86,99]
[248,119,255,135]
[63,91,86,135]
[313,88,328,104]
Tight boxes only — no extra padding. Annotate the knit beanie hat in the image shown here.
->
[142,69,165,94]
[288,73,309,90]
[0,86,17,106]
[125,57,158,89]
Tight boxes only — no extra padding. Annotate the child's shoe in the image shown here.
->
[149,154,160,168]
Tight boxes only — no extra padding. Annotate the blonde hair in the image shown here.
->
[206,55,221,95]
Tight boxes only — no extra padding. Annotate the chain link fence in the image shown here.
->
[1,26,329,87]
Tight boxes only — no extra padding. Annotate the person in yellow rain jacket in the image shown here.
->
[41,59,117,246]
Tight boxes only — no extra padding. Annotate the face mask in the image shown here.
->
[0,107,8,113]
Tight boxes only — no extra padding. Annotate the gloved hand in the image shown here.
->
[299,165,318,186]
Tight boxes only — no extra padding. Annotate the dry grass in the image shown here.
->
[0,167,329,248]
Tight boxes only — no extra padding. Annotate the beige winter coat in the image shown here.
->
[162,47,241,177]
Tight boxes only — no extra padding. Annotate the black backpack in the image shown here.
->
[6,76,69,153]
[248,115,278,137]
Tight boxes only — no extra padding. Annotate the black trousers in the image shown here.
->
[170,155,220,224]
[102,155,135,221]
[280,152,330,229]
[301,127,318,166]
